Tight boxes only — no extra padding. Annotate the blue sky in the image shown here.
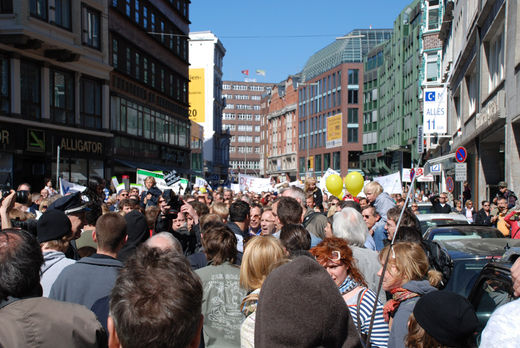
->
[190,0,415,83]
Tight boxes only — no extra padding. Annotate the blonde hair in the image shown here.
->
[363,181,383,196]
[379,242,442,288]
[210,202,229,222]
[304,177,317,193]
[240,236,286,291]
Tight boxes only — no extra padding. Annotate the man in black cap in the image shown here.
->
[496,181,517,209]
[37,209,76,297]
[49,212,127,309]
[48,191,90,259]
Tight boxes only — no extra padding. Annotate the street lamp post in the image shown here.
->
[298,81,319,178]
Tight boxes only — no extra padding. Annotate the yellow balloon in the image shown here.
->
[344,172,364,197]
[326,174,343,197]
[199,187,207,194]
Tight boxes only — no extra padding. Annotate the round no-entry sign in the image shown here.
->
[455,146,467,163]
[446,176,454,192]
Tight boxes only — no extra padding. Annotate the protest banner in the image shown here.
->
[238,174,271,193]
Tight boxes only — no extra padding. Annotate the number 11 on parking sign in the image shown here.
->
[427,119,435,130]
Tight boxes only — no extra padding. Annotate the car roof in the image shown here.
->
[438,238,520,259]
[417,213,469,221]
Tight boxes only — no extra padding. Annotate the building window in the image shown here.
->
[134,0,139,23]
[135,52,140,79]
[488,31,504,92]
[30,0,47,20]
[0,55,9,114]
[82,6,101,49]
[348,108,358,124]
[80,77,102,129]
[112,39,118,68]
[50,69,74,125]
[348,69,359,85]
[125,0,130,16]
[20,61,41,119]
[348,128,358,143]
[151,62,155,88]
[333,152,340,170]
[0,0,13,13]
[54,0,71,29]
[427,0,440,30]
[143,6,148,28]
[323,153,330,170]
[143,57,148,83]
[126,48,131,75]
[426,52,438,82]
[348,89,358,104]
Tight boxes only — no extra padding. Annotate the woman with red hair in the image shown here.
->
[311,237,389,347]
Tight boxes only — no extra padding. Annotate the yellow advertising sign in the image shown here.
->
[189,68,205,123]
[326,113,342,148]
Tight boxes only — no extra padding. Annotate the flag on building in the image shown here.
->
[241,69,249,76]
[256,69,266,76]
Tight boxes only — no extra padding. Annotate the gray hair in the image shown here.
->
[145,232,183,255]
[281,186,306,208]
[332,207,369,247]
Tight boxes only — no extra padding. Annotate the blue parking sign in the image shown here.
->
[425,91,436,101]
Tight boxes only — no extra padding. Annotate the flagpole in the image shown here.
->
[56,145,60,189]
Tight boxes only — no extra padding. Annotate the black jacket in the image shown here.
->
[475,208,492,226]
[430,196,452,214]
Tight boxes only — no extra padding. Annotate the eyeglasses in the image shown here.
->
[362,214,371,218]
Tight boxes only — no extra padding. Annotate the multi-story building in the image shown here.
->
[263,75,300,181]
[360,0,444,178]
[298,29,392,178]
[222,80,272,177]
[0,0,112,188]
[361,43,387,176]
[109,0,191,179]
[438,0,520,202]
[189,31,229,185]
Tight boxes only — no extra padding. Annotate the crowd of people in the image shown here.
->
[0,175,518,347]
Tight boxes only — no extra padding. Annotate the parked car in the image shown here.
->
[438,238,520,297]
[423,225,504,241]
[410,202,434,214]
[417,213,469,234]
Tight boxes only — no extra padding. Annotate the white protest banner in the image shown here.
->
[231,183,241,193]
[373,172,402,194]
[111,176,119,190]
[59,178,86,196]
[195,177,208,187]
[238,174,271,193]
[136,168,186,194]
[116,183,125,193]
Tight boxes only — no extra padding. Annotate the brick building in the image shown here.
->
[298,29,392,178]
[264,75,300,181]
[222,81,272,178]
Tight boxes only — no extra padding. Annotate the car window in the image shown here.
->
[444,259,490,297]
[472,276,514,333]
[430,227,503,240]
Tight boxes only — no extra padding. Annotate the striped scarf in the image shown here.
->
[338,276,359,295]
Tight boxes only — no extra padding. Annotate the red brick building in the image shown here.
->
[263,75,300,181]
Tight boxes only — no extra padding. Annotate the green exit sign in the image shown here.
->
[27,129,45,152]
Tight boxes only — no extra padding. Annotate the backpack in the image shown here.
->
[302,212,323,228]
[421,239,453,289]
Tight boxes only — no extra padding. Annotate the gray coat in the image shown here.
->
[49,254,123,309]
[373,192,396,231]
[351,246,386,304]
[388,280,437,348]
[40,251,76,297]
[0,297,106,347]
